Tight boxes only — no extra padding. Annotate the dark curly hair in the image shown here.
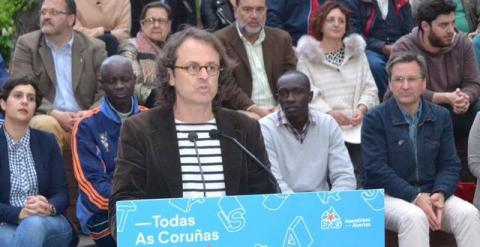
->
[155,26,234,110]
[311,1,351,41]
[0,76,43,113]
[417,0,456,31]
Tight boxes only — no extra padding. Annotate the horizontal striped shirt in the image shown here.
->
[175,119,226,198]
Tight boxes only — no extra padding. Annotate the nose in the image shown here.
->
[401,80,411,90]
[198,67,210,79]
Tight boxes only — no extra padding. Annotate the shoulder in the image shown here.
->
[16,30,43,47]
[30,128,57,146]
[214,25,237,39]
[310,109,339,128]
[343,33,366,57]
[75,107,103,131]
[296,35,323,63]
[264,26,291,40]
[74,31,106,50]
[123,106,166,132]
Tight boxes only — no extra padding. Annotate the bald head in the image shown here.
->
[100,55,133,79]
[277,71,311,92]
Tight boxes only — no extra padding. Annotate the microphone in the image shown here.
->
[188,132,206,197]
[208,129,280,193]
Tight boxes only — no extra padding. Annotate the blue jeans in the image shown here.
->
[0,215,73,247]
[366,49,389,100]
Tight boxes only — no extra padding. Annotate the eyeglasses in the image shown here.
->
[40,8,69,16]
[142,17,170,25]
[390,76,423,84]
[325,17,346,25]
[173,63,222,76]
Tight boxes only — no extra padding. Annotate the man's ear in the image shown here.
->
[307,91,313,103]
[420,21,430,32]
[0,99,6,112]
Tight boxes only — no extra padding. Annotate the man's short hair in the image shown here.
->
[155,27,234,109]
[64,0,76,15]
[416,0,456,30]
[139,2,172,21]
[386,52,428,80]
[279,70,311,92]
[0,77,43,113]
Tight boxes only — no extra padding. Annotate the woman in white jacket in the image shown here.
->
[296,1,378,188]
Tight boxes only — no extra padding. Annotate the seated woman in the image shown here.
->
[468,112,480,210]
[296,1,379,188]
[119,2,172,107]
[0,77,74,247]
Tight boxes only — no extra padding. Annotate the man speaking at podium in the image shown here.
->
[108,27,277,240]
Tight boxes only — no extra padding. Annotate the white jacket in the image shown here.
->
[296,34,379,143]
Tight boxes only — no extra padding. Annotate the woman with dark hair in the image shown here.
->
[109,27,277,240]
[296,1,379,188]
[0,78,75,246]
[119,2,172,107]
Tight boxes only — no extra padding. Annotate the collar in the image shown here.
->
[276,107,316,128]
[100,96,141,124]
[3,127,30,148]
[387,97,435,126]
[235,22,266,45]
[45,33,74,50]
[397,100,423,123]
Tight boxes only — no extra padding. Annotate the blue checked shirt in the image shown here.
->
[4,128,38,207]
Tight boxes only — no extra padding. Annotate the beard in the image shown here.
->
[427,30,453,48]
[236,19,263,37]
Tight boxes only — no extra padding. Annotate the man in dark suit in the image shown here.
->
[108,27,277,240]
[10,0,106,151]
[215,0,297,119]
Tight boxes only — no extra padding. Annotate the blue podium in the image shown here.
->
[116,189,384,246]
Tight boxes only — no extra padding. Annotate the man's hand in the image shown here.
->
[50,110,79,132]
[383,45,392,56]
[328,110,351,126]
[430,192,445,230]
[415,194,441,230]
[453,89,470,114]
[248,105,276,118]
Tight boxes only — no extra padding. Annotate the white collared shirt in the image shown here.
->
[46,35,81,112]
[236,23,276,107]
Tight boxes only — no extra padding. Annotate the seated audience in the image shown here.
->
[266,0,321,46]
[10,0,106,152]
[74,0,131,56]
[392,0,480,138]
[119,2,171,107]
[72,56,146,246]
[215,0,297,118]
[468,112,480,210]
[260,71,356,193]
[296,1,378,187]
[362,52,480,247]
[0,77,75,247]
[201,0,236,31]
[108,27,277,240]
[346,0,413,99]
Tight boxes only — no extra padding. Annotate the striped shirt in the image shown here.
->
[236,23,276,107]
[175,119,226,198]
[4,128,38,207]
